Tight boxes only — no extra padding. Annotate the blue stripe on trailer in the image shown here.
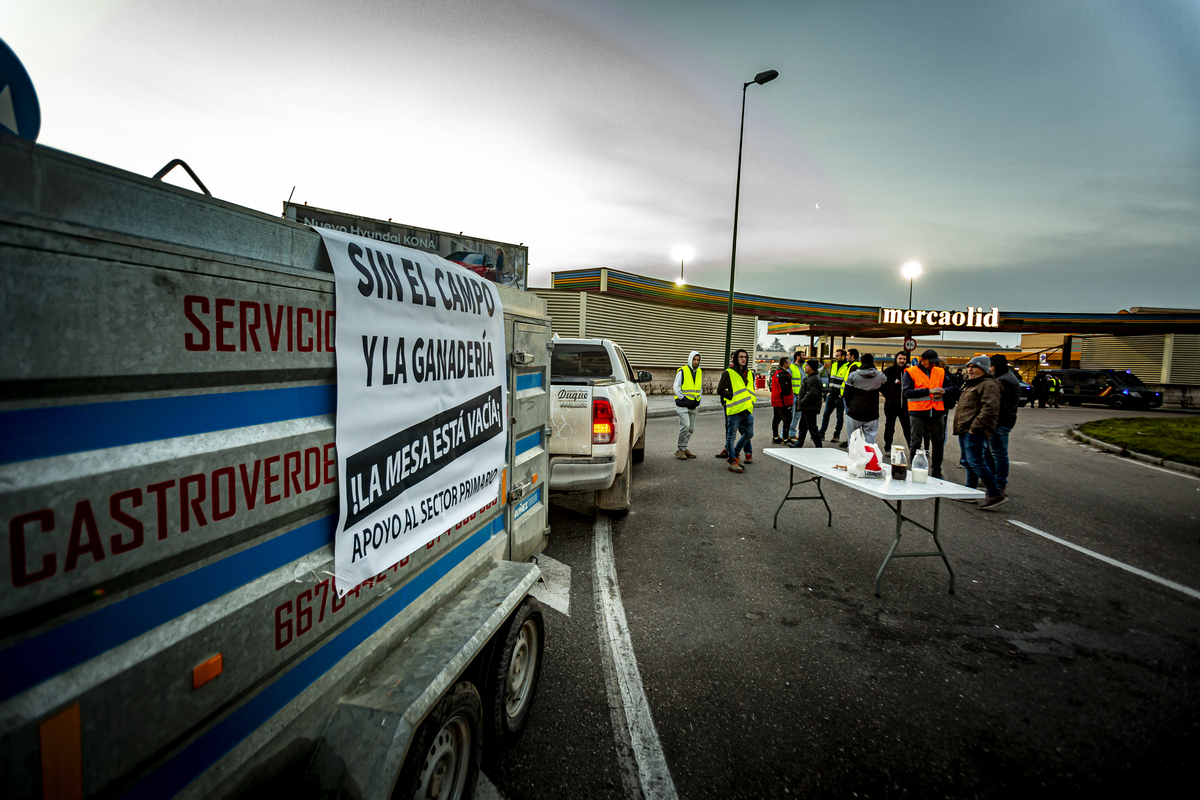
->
[0,385,337,465]
[514,430,542,457]
[123,516,503,800]
[513,486,542,520]
[0,516,336,704]
[515,371,543,391]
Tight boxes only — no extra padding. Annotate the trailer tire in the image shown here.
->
[393,682,482,800]
[484,597,545,752]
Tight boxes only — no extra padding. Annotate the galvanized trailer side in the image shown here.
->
[0,135,550,799]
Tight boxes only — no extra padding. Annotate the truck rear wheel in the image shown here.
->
[393,682,482,800]
[632,412,647,463]
[484,597,544,751]
[596,459,632,516]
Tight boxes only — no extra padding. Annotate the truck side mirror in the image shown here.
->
[636,371,654,383]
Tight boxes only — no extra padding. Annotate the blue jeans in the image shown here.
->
[960,432,1000,497]
[986,425,1011,492]
[725,411,754,459]
[819,392,844,437]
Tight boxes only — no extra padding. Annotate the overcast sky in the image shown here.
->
[4,0,1199,321]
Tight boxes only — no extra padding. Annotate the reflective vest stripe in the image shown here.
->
[906,365,946,412]
[789,363,803,384]
[676,366,702,400]
[839,361,861,396]
[828,362,851,387]
[724,369,755,415]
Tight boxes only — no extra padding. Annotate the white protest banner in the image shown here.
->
[315,227,507,594]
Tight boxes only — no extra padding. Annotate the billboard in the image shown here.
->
[284,202,527,291]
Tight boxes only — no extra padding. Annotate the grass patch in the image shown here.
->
[1078,417,1200,467]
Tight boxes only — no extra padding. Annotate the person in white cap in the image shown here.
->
[673,350,702,459]
[954,355,1006,510]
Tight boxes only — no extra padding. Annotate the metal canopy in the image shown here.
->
[548,269,1200,337]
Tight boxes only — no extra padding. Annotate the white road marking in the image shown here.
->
[529,554,571,616]
[476,771,503,799]
[1008,519,1200,602]
[593,515,679,800]
[1099,454,1200,481]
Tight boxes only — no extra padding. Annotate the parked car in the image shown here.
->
[446,250,497,280]
[1041,368,1163,410]
[1018,379,1034,406]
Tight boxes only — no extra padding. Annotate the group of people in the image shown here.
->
[673,345,1020,509]
[1030,372,1063,408]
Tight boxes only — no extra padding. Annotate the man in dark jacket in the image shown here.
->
[987,353,1020,494]
[881,351,912,454]
[717,348,755,471]
[954,355,1005,509]
[842,353,887,447]
[790,359,824,448]
[769,356,793,443]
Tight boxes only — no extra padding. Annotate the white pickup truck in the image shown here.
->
[547,338,651,515]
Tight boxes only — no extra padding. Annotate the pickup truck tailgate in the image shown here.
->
[550,385,593,455]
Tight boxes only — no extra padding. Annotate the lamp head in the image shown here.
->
[671,245,695,263]
[901,260,923,280]
[754,69,779,85]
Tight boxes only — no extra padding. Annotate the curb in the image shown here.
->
[1070,426,1200,478]
[647,399,772,420]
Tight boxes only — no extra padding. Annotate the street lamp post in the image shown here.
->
[672,245,694,286]
[724,69,779,364]
[901,260,922,310]
[901,260,922,352]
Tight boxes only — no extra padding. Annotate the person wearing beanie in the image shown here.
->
[902,348,958,479]
[988,353,1021,494]
[842,353,887,447]
[790,359,825,448]
[954,355,1006,509]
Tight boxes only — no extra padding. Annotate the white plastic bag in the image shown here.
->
[847,429,885,479]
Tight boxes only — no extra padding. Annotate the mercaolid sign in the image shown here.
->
[879,306,1000,329]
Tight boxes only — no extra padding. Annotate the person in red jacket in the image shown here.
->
[770,356,794,443]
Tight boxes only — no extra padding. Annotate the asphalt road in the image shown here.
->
[488,405,1200,799]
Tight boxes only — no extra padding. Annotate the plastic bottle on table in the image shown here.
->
[911,449,929,483]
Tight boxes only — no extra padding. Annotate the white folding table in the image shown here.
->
[764,447,985,596]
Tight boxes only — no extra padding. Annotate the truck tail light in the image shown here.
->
[592,397,615,444]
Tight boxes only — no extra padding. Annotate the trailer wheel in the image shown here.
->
[484,597,544,750]
[393,682,481,800]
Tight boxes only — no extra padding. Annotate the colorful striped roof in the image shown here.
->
[551,269,1200,335]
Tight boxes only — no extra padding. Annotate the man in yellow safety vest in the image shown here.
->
[786,350,806,444]
[717,348,756,473]
[820,348,852,443]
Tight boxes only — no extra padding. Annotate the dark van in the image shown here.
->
[1043,368,1163,410]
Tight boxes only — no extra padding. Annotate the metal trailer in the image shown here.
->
[0,135,552,799]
